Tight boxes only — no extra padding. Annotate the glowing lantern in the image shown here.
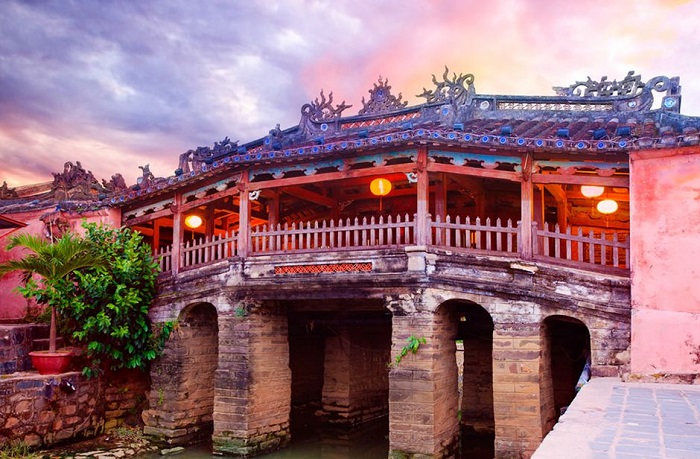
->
[184,214,203,229]
[581,185,604,198]
[370,178,392,197]
[596,199,618,214]
[369,178,392,212]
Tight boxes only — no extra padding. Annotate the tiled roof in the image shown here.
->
[4,71,699,210]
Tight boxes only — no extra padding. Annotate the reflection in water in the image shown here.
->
[461,429,495,459]
[136,419,389,459]
[136,420,494,459]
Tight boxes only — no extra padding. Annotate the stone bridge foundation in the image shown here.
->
[388,309,460,459]
[212,301,292,456]
[144,269,629,459]
[142,303,218,444]
[492,322,547,458]
[387,295,576,459]
[320,324,390,425]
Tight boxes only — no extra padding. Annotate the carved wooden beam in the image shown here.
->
[247,162,417,190]
[180,185,240,213]
[427,162,521,182]
[284,186,338,208]
[533,174,629,187]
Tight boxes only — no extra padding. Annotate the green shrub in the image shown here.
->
[65,222,173,377]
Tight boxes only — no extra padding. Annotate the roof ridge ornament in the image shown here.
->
[553,71,646,97]
[358,76,408,115]
[417,66,476,107]
[300,89,352,122]
[552,71,681,112]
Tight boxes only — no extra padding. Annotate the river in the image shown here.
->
[136,419,493,459]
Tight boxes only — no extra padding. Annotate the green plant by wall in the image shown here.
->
[392,335,427,366]
[0,232,108,354]
[0,441,43,459]
[61,222,174,377]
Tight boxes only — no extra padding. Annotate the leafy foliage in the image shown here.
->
[393,335,427,366]
[0,232,106,352]
[64,222,173,377]
[1,223,173,377]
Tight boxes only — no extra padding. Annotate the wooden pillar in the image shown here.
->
[520,154,534,260]
[238,174,250,258]
[533,185,545,230]
[172,192,183,275]
[153,219,161,252]
[435,173,447,221]
[205,203,215,238]
[557,199,568,229]
[416,147,429,246]
[268,191,280,228]
[476,192,486,219]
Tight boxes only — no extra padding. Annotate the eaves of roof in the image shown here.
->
[107,73,700,207]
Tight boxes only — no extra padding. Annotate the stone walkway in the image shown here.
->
[41,432,163,459]
[533,378,700,459]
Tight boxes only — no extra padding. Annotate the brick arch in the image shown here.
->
[539,307,630,379]
[143,302,219,445]
[179,301,218,323]
[540,315,591,435]
[439,299,496,458]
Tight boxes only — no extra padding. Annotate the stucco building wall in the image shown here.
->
[630,146,700,375]
[0,208,120,321]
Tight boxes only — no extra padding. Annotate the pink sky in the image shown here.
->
[1,0,699,188]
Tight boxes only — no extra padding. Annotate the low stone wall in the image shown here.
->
[104,369,151,431]
[0,372,103,447]
[0,324,47,375]
[0,369,150,448]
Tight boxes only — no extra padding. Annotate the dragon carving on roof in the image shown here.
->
[417,66,476,107]
[300,90,352,122]
[553,71,646,97]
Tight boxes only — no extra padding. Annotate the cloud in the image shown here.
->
[1,0,699,188]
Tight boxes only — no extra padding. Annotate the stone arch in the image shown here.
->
[439,299,495,458]
[541,315,591,430]
[285,298,392,431]
[143,302,219,445]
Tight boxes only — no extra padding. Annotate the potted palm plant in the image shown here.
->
[0,232,105,374]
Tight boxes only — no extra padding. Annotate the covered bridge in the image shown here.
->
[8,69,699,458]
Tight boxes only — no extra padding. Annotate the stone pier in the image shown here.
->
[388,307,459,459]
[320,324,390,425]
[492,321,546,458]
[212,301,292,456]
[143,303,219,444]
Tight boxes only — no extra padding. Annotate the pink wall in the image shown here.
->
[630,146,700,374]
[0,208,120,321]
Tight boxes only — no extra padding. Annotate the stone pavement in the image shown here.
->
[533,378,700,459]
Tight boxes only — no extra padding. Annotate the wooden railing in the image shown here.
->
[154,245,172,273]
[429,215,519,254]
[534,223,630,269]
[178,232,238,270]
[153,215,630,275]
[250,214,416,254]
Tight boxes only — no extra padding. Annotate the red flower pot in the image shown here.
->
[29,350,73,375]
